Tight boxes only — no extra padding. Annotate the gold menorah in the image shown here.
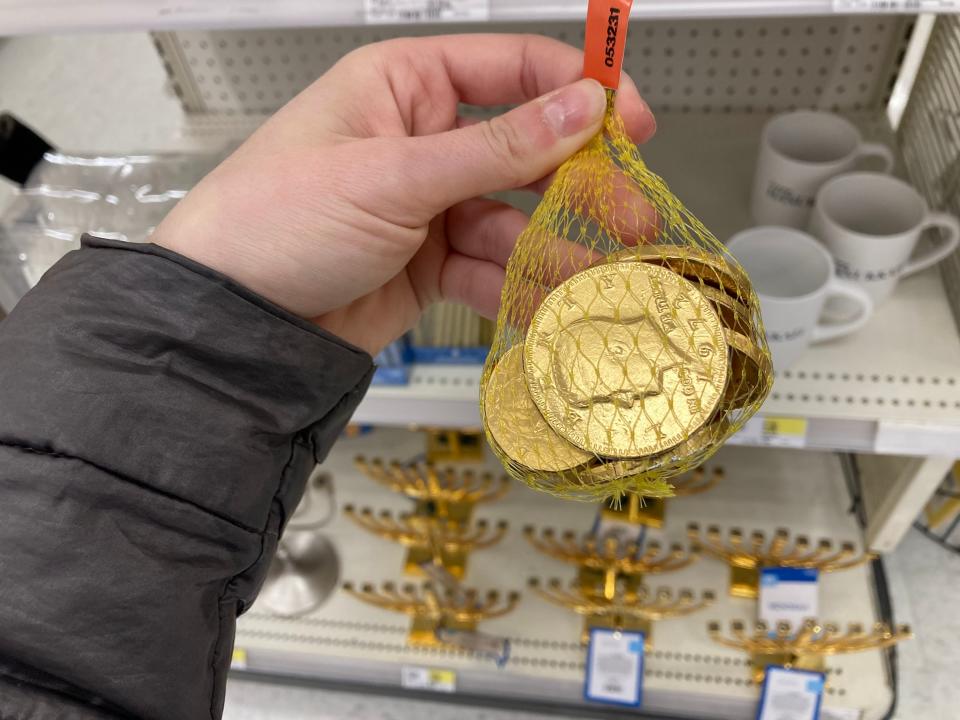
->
[354,455,509,523]
[709,619,913,683]
[524,526,699,601]
[425,429,485,462]
[343,581,520,647]
[529,577,715,646]
[603,466,724,528]
[688,524,876,598]
[344,505,507,578]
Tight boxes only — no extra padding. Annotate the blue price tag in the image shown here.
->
[759,567,819,633]
[756,666,824,720]
[584,628,645,707]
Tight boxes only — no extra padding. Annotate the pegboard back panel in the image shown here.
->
[899,15,960,332]
[154,15,911,117]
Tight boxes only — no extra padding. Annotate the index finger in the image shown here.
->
[395,33,655,143]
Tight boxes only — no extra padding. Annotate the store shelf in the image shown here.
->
[234,428,891,720]
[0,1,947,36]
[352,113,960,457]
[4,29,955,457]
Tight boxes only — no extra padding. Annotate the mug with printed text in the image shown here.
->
[810,172,960,310]
[751,110,895,228]
[728,227,874,371]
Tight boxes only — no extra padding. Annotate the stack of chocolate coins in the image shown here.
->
[482,250,771,499]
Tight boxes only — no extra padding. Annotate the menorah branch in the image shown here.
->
[689,523,875,598]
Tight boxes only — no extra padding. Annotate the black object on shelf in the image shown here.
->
[0,113,53,186]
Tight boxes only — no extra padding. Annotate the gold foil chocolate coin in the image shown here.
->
[699,285,753,337]
[524,261,728,459]
[723,328,773,408]
[483,345,592,472]
[606,245,751,299]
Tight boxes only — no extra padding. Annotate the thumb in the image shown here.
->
[401,78,607,215]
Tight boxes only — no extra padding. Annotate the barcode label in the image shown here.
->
[834,0,957,12]
[730,416,808,448]
[401,666,457,692]
[364,0,490,24]
[231,648,248,670]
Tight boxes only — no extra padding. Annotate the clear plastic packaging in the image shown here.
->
[0,148,228,312]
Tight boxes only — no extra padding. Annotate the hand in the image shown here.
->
[153,34,655,355]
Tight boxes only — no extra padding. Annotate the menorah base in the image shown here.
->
[729,564,760,599]
[601,494,666,528]
[408,615,477,647]
[577,567,643,601]
[750,652,825,684]
[414,499,476,524]
[426,430,484,462]
[404,546,467,579]
[581,615,653,649]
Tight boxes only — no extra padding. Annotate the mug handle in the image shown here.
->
[812,278,875,343]
[901,211,960,278]
[855,142,895,174]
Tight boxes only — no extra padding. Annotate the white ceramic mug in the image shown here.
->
[751,111,895,228]
[810,172,960,308]
[727,227,874,371]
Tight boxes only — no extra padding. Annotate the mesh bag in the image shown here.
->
[480,0,772,502]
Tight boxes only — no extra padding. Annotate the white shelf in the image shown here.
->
[235,428,893,720]
[9,34,955,457]
[0,1,943,35]
[354,113,960,457]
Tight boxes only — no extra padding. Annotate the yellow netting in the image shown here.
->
[480,93,772,503]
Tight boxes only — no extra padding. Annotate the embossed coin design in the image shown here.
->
[484,345,592,472]
[524,262,728,458]
[586,414,732,484]
[606,245,751,298]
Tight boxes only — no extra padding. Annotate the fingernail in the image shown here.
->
[541,78,607,137]
[640,101,657,139]
[617,72,656,142]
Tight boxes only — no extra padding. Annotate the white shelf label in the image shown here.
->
[758,567,819,633]
[820,707,863,720]
[364,0,490,24]
[757,667,825,720]
[731,416,808,448]
[834,0,957,11]
[874,420,960,455]
[584,629,644,707]
[401,666,457,693]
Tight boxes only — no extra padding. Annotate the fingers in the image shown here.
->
[522,167,661,244]
[417,34,654,143]
[441,200,595,322]
[400,78,607,216]
[446,198,602,280]
[615,73,656,144]
[446,198,528,268]
[566,167,662,245]
[439,253,505,319]
[446,195,657,284]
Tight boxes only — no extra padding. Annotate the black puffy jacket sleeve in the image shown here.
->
[0,237,374,720]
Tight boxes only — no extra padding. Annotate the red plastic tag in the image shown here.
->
[582,0,633,90]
